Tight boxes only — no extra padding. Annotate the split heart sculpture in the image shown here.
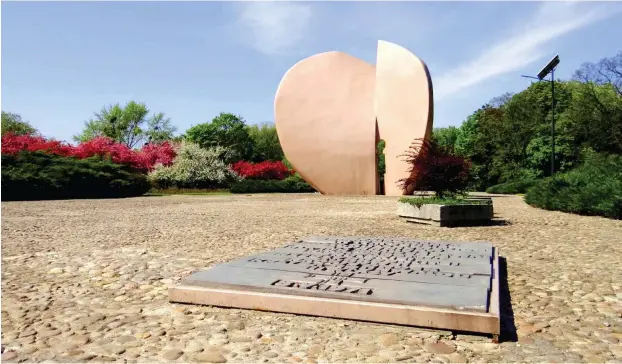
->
[274,40,433,196]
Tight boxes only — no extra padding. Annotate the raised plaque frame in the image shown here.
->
[169,236,500,340]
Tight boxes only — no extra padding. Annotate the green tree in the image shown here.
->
[184,113,254,163]
[431,126,459,153]
[454,107,499,190]
[449,50,622,193]
[74,101,176,148]
[1,111,38,136]
[570,52,622,154]
[377,139,386,193]
[247,123,284,161]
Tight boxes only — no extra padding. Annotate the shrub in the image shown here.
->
[524,152,622,219]
[230,174,315,194]
[1,151,151,201]
[137,142,177,171]
[72,137,176,172]
[398,138,471,198]
[486,179,536,194]
[148,142,241,189]
[1,133,176,172]
[230,160,292,180]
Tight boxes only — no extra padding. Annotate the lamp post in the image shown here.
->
[521,55,560,176]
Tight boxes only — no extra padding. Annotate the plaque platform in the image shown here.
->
[169,236,500,339]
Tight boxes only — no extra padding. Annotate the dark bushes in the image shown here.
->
[2,151,151,201]
[486,179,536,194]
[524,152,622,219]
[230,174,315,194]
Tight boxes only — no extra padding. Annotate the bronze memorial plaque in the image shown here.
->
[169,236,500,338]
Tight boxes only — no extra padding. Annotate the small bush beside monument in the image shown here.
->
[396,138,494,226]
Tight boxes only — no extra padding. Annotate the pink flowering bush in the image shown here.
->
[1,133,176,172]
[230,160,292,180]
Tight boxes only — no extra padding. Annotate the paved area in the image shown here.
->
[1,194,621,363]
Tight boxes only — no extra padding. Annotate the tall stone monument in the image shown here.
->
[274,40,434,196]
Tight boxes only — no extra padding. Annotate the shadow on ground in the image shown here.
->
[499,256,518,342]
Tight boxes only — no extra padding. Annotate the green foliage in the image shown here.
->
[452,51,622,193]
[230,174,315,194]
[524,152,622,219]
[1,111,38,136]
[485,180,536,194]
[148,141,241,189]
[1,151,151,201]
[454,109,498,190]
[399,196,489,208]
[431,127,459,153]
[184,113,254,164]
[377,139,386,191]
[74,101,176,148]
[563,81,622,155]
[282,156,293,170]
[247,123,284,162]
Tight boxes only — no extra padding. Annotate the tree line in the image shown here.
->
[3,50,620,193]
[431,50,621,191]
[2,107,285,166]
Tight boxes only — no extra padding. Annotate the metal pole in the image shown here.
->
[551,69,555,175]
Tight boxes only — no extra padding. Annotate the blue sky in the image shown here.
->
[2,1,621,143]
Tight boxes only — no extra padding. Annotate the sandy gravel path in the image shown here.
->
[1,194,621,363]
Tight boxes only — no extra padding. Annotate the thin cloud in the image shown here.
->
[233,2,312,56]
[434,2,620,100]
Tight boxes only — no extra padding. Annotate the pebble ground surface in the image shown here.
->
[1,193,621,363]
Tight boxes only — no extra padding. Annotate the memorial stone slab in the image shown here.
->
[169,236,501,339]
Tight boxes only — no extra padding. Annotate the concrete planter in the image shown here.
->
[397,201,493,227]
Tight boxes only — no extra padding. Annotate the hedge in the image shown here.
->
[486,179,536,194]
[524,153,622,219]
[230,174,315,194]
[2,151,151,201]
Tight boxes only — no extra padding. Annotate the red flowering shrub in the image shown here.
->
[72,137,140,168]
[231,160,292,180]
[1,133,176,172]
[138,142,177,171]
[398,138,471,198]
[1,133,73,156]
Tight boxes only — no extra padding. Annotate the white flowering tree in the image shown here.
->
[148,142,241,189]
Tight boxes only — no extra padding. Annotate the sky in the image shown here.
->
[2,1,622,144]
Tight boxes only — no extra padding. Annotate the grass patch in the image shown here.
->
[399,196,491,208]
[148,188,231,196]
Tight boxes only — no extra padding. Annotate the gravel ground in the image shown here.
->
[1,193,621,363]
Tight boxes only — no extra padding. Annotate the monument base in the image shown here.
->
[169,236,500,340]
[397,202,494,227]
